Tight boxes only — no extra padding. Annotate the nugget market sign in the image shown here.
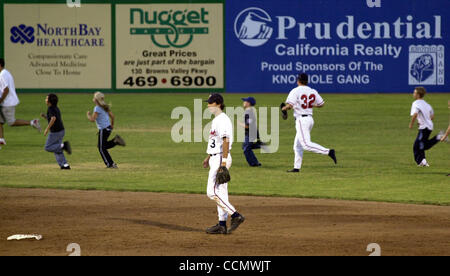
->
[116,3,224,90]
[129,8,210,48]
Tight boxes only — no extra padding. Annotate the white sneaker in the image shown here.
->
[418,159,430,167]
[437,131,448,142]
[31,119,41,133]
[0,138,5,150]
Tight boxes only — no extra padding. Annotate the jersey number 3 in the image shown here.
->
[301,94,316,109]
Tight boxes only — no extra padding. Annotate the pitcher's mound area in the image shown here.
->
[0,188,449,256]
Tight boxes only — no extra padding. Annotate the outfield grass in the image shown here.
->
[0,93,448,205]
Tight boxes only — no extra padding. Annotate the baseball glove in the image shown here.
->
[280,103,288,120]
[216,166,231,184]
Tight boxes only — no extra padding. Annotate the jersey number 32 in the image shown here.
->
[301,94,316,109]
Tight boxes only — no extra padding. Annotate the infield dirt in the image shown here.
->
[0,188,449,256]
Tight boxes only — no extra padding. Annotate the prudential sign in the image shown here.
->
[226,0,448,93]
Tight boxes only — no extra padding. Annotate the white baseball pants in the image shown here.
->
[207,154,236,221]
[293,116,330,169]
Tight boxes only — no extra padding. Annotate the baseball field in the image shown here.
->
[0,93,449,256]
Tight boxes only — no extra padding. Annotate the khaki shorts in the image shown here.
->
[0,106,16,126]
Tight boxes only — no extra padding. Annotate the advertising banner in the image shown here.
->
[226,0,449,93]
[3,3,112,90]
[115,1,224,91]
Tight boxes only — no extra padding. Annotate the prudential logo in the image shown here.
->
[234,7,273,47]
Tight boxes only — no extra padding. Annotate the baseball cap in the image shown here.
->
[204,93,224,105]
[241,97,256,106]
[297,73,308,83]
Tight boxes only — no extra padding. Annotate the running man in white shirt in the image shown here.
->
[203,93,245,234]
[0,58,41,148]
[281,73,337,173]
[442,101,449,176]
[440,101,449,143]
[408,87,445,167]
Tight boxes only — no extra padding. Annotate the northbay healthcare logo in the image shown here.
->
[10,24,35,44]
[10,24,105,47]
[409,45,444,85]
[129,8,210,48]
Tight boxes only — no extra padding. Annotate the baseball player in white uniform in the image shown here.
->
[282,73,337,172]
[203,94,245,234]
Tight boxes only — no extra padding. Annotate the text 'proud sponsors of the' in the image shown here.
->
[265,15,441,86]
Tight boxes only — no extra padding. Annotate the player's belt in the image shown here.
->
[210,153,222,156]
[301,114,311,117]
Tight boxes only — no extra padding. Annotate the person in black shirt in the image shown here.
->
[41,94,71,169]
[240,97,262,167]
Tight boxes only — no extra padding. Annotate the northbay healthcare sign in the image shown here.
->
[15,23,105,47]
[4,4,111,89]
